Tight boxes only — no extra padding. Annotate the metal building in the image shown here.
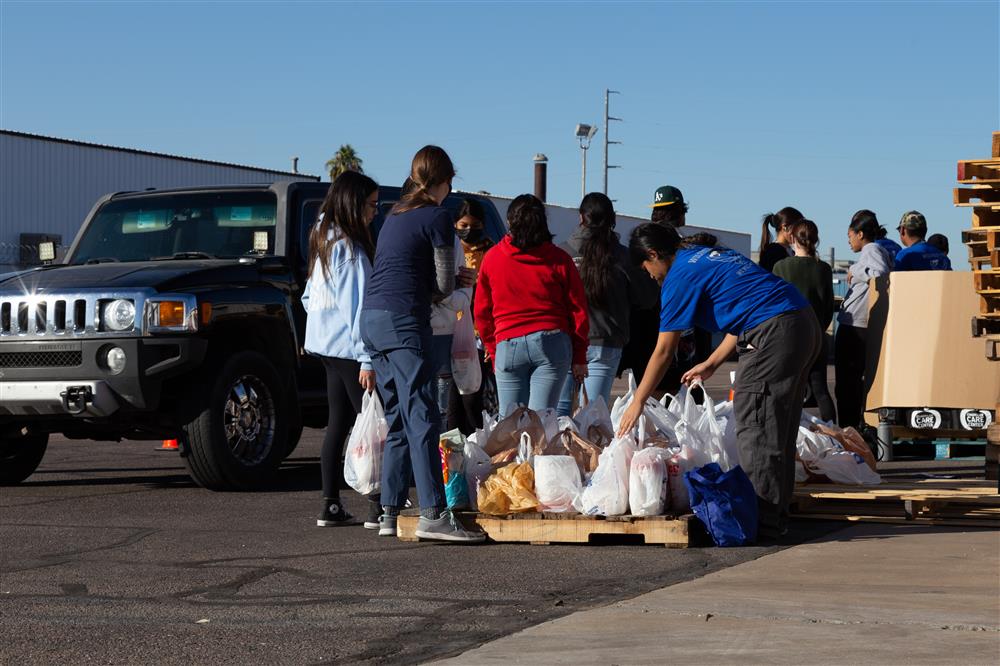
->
[0,130,320,269]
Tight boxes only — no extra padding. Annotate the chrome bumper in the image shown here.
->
[0,380,119,417]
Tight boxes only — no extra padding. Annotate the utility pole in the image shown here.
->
[603,89,622,195]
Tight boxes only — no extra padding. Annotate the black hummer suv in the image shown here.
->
[0,180,506,489]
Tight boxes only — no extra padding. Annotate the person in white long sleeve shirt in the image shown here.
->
[302,171,379,528]
[835,209,893,429]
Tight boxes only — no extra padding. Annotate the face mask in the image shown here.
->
[456,227,484,243]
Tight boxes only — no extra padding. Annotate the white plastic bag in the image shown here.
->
[536,408,561,445]
[463,439,493,508]
[343,391,388,495]
[534,455,582,512]
[575,435,638,516]
[666,446,696,513]
[629,447,670,516]
[795,426,881,485]
[574,387,613,437]
[451,304,482,395]
[610,370,674,440]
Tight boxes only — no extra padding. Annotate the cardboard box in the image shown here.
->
[864,271,1000,412]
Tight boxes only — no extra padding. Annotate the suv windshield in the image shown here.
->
[69,191,278,264]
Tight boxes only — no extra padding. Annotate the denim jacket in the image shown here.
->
[302,230,373,370]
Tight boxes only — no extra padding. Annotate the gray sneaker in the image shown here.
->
[378,513,397,537]
[414,510,486,543]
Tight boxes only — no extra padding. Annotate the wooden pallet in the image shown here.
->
[792,479,1000,527]
[979,292,1000,316]
[974,271,1000,292]
[955,187,1000,207]
[971,315,1000,336]
[964,228,1000,270]
[957,159,1000,184]
[397,510,697,548]
[971,208,1000,227]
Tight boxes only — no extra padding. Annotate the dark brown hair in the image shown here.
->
[759,206,804,254]
[628,224,717,266]
[849,209,880,241]
[309,171,378,279]
[391,145,455,215]
[578,192,618,308]
[507,194,553,250]
[790,219,820,258]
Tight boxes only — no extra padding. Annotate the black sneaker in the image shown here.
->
[317,500,355,527]
[364,501,383,530]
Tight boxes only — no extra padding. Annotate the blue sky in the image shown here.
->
[1,0,998,262]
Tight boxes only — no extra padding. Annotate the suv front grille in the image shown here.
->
[0,350,83,368]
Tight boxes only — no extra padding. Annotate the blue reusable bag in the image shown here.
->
[683,463,758,547]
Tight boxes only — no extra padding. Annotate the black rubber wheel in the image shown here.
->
[183,351,288,490]
[0,427,48,485]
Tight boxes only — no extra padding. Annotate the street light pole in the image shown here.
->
[575,123,598,200]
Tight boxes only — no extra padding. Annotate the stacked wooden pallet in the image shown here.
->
[958,131,1000,361]
[792,479,1000,527]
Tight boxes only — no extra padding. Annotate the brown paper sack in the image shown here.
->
[553,429,603,475]
[484,407,547,457]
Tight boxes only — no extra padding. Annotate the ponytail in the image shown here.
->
[759,206,805,254]
[391,145,456,215]
[789,219,819,258]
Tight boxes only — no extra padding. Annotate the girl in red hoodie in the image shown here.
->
[474,194,589,416]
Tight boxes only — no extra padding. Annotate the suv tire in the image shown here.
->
[183,351,288,490]
[0,428,48,485]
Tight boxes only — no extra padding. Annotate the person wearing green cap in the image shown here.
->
[649,185,687,228]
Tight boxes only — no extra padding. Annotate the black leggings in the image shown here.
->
[834,325,867,430]
[808,337,837,423]
[320,356,364,499]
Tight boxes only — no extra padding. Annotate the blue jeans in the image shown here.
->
[494,330,573,416]
[556,344,624,416]
[429,334,454,419]
[360,309,446,511]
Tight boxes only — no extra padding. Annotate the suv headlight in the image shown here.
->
[101,299,135,331]
[143,295,198,334]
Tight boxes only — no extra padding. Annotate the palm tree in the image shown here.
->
[325,144,364,181]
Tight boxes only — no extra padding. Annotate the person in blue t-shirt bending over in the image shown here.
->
[617,224,822,542]
[894,210,952,271]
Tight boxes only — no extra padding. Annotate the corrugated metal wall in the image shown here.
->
[0,132,316,268]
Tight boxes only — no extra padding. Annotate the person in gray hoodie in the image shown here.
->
[835,209,894,429]
[557,192,641,414]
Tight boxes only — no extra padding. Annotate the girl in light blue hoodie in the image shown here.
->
[303,171,379,527]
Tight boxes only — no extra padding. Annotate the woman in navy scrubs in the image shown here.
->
[617,224,822,541]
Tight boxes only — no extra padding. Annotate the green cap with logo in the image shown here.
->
[650,185,685,208]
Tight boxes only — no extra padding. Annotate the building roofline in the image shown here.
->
[1,129,320,180]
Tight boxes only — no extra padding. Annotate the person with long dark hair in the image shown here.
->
[836,210,893,429]
[361,145,483,543]
[758,207,804,272]
[617,224,821,542]
[474,194,589,417]
[556,192,636,414]
[773,219,836,422]
[303,170,379,527]
[446,197,496,435]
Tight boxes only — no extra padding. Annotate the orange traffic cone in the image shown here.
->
[157,439,179,451]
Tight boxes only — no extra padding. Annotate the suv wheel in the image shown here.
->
[183,351,288,490]
[0,427,49,485]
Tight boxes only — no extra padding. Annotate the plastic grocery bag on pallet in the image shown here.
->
[534,455,583,512]
[484,406,547,463]
[550,428,603,478]
[478,461,539,515]
[629,446,671,516]
[610,371,673,441]
[343,391,388,495]
[667,380,739,471]
[463,438,493,508]
[572,384,615,446]
[666,446,697,513]
[795,425,881,485]
[574,434,638,516]
[439,428,470,508]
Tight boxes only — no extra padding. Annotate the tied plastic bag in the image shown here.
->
[478,462,539,515]
[439,428,469,508]
[463,439,493,508]
[629,447,670,516]
[610,371,673,440]
[684,462,759,547]
[575,435,638,516]
[343,391,388,495]
[552,428,603,477]
[668,380,737,471]
[536,408,562,445]
[484,406,547,459]
[534,455,582,512]
[451,305,482,395]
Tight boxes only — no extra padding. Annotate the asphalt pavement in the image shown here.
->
[1,427,840,665]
